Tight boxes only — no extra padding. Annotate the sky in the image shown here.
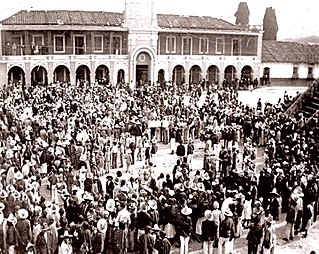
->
[0,0,317,40]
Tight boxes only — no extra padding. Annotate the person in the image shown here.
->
[35,221,56,254]
[58,231,73,254]
[219,208,235,254]
[138,225,154,254]
[176,141,186,163]
[177,206,193,254]
[262,216,275,254]
[201,210,217,254]
[15,208,32,254]
[246,215,263,254]
[154,230,171,254]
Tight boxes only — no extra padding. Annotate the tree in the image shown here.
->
[234,2,250,27]
[263,7,279,40]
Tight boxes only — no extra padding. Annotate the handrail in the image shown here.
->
[306,108,319,125]
[285,78,319,117]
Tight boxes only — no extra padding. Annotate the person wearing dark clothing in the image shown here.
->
[201,210,218,254]
[246,216,263,254]
[177,207,193,254]
[176,141,186,163]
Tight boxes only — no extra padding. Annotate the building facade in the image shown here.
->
[0,0,263,87]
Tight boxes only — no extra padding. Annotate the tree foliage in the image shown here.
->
[235,2,250,26]
[263,7,279,40]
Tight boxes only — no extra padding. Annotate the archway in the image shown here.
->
[76,65,90,86]
[31,65,48,86]
[158,69,165,85]
[117,69,125,84]
[53,65,70,83]
[95,65,110,85]
[136,52,152,86]
[224,65,237,82]
[241,65,253,80]
[189,65,202,84]
[8,66,25,85]
[206,65,220,85]
[172,65,185,86]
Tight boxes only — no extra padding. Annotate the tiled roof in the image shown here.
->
[262,40,319,63]
[1,10,241,31]
[0,10,124,26]
[157,14,241,30]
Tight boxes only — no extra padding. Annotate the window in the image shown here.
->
[216,37,224,54]
[182,37,192,55]
[32,35,44,55]
[74,35,86,55]
[112,35,122,54]
[54,35,65,53]
[308,66,314,80]
[199,37,209,54]
[292,66,299,79]
[166,36,176,54]
[93,35,103,53]
[232,38,240,56]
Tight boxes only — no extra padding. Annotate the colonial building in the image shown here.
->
[0,0,263,87]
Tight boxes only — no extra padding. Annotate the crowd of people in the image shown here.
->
[0,77,318,254]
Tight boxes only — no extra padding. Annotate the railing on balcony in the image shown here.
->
[285,78,319,117]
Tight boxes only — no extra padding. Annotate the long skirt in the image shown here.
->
[196,216,205,235]
[170,138,176,151]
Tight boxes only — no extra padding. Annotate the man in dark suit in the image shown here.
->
[35,221,56,254]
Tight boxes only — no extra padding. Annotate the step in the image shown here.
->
[303,105,318,114]
[300,110,312,118]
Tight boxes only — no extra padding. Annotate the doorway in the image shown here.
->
[136,65,149,86]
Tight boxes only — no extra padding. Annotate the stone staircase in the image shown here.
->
[285,79,319,123]
[300,90,319,119]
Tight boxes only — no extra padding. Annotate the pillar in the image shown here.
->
[48,62,54,84]
[25,62,31,87]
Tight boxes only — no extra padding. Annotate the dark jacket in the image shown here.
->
[246,223,263,244]
[201,219,217,242]
[219,217,235,239]
[176,144,186,157]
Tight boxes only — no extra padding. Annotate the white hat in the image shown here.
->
[97,218,107,233]
[181,206,192,216]
[204,210,213,221]
[17,208,29,219]
[105,199,115,212]
[15,171,24,180]
[61,230,73,238]
[224,207,233,217]
[147,200,157,210]
[197,182,205,192]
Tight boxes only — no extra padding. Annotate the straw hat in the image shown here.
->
[204,210,213,221]
[168,189,175,197]
[6,184,15,193]
[224,207,233,217]
[26,242,34,251]
[17,208,29,219]
[190,182,198,191]
[0,202,5,211]
[197,182,205,192]
[152,224,161,231]
[0,190,8,199]
[139,202,148,212]
[97,218,107,233]
[60,230,73,238]
[148,200,157,210]
[7,214,17,224]
[105,199,116,212]
[181,206,192,216]
[15,171,24,180]
[203,172,210,180]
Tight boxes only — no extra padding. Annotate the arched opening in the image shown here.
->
[158,69,165,85]
[189,65,202,84]
[241,65,253,81]
[136,52,152,86]
[76,65,90,86]
[206,65,220,85]
[31,65,48,86]
[117,69,125,84]
[95,65,110,85]
[53,65,70,83]
[224,65,237,82]
[172,65,185,86]
[8,66,25,86]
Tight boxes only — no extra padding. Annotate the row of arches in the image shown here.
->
[8,65,125,86]
[165,65,253,86]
